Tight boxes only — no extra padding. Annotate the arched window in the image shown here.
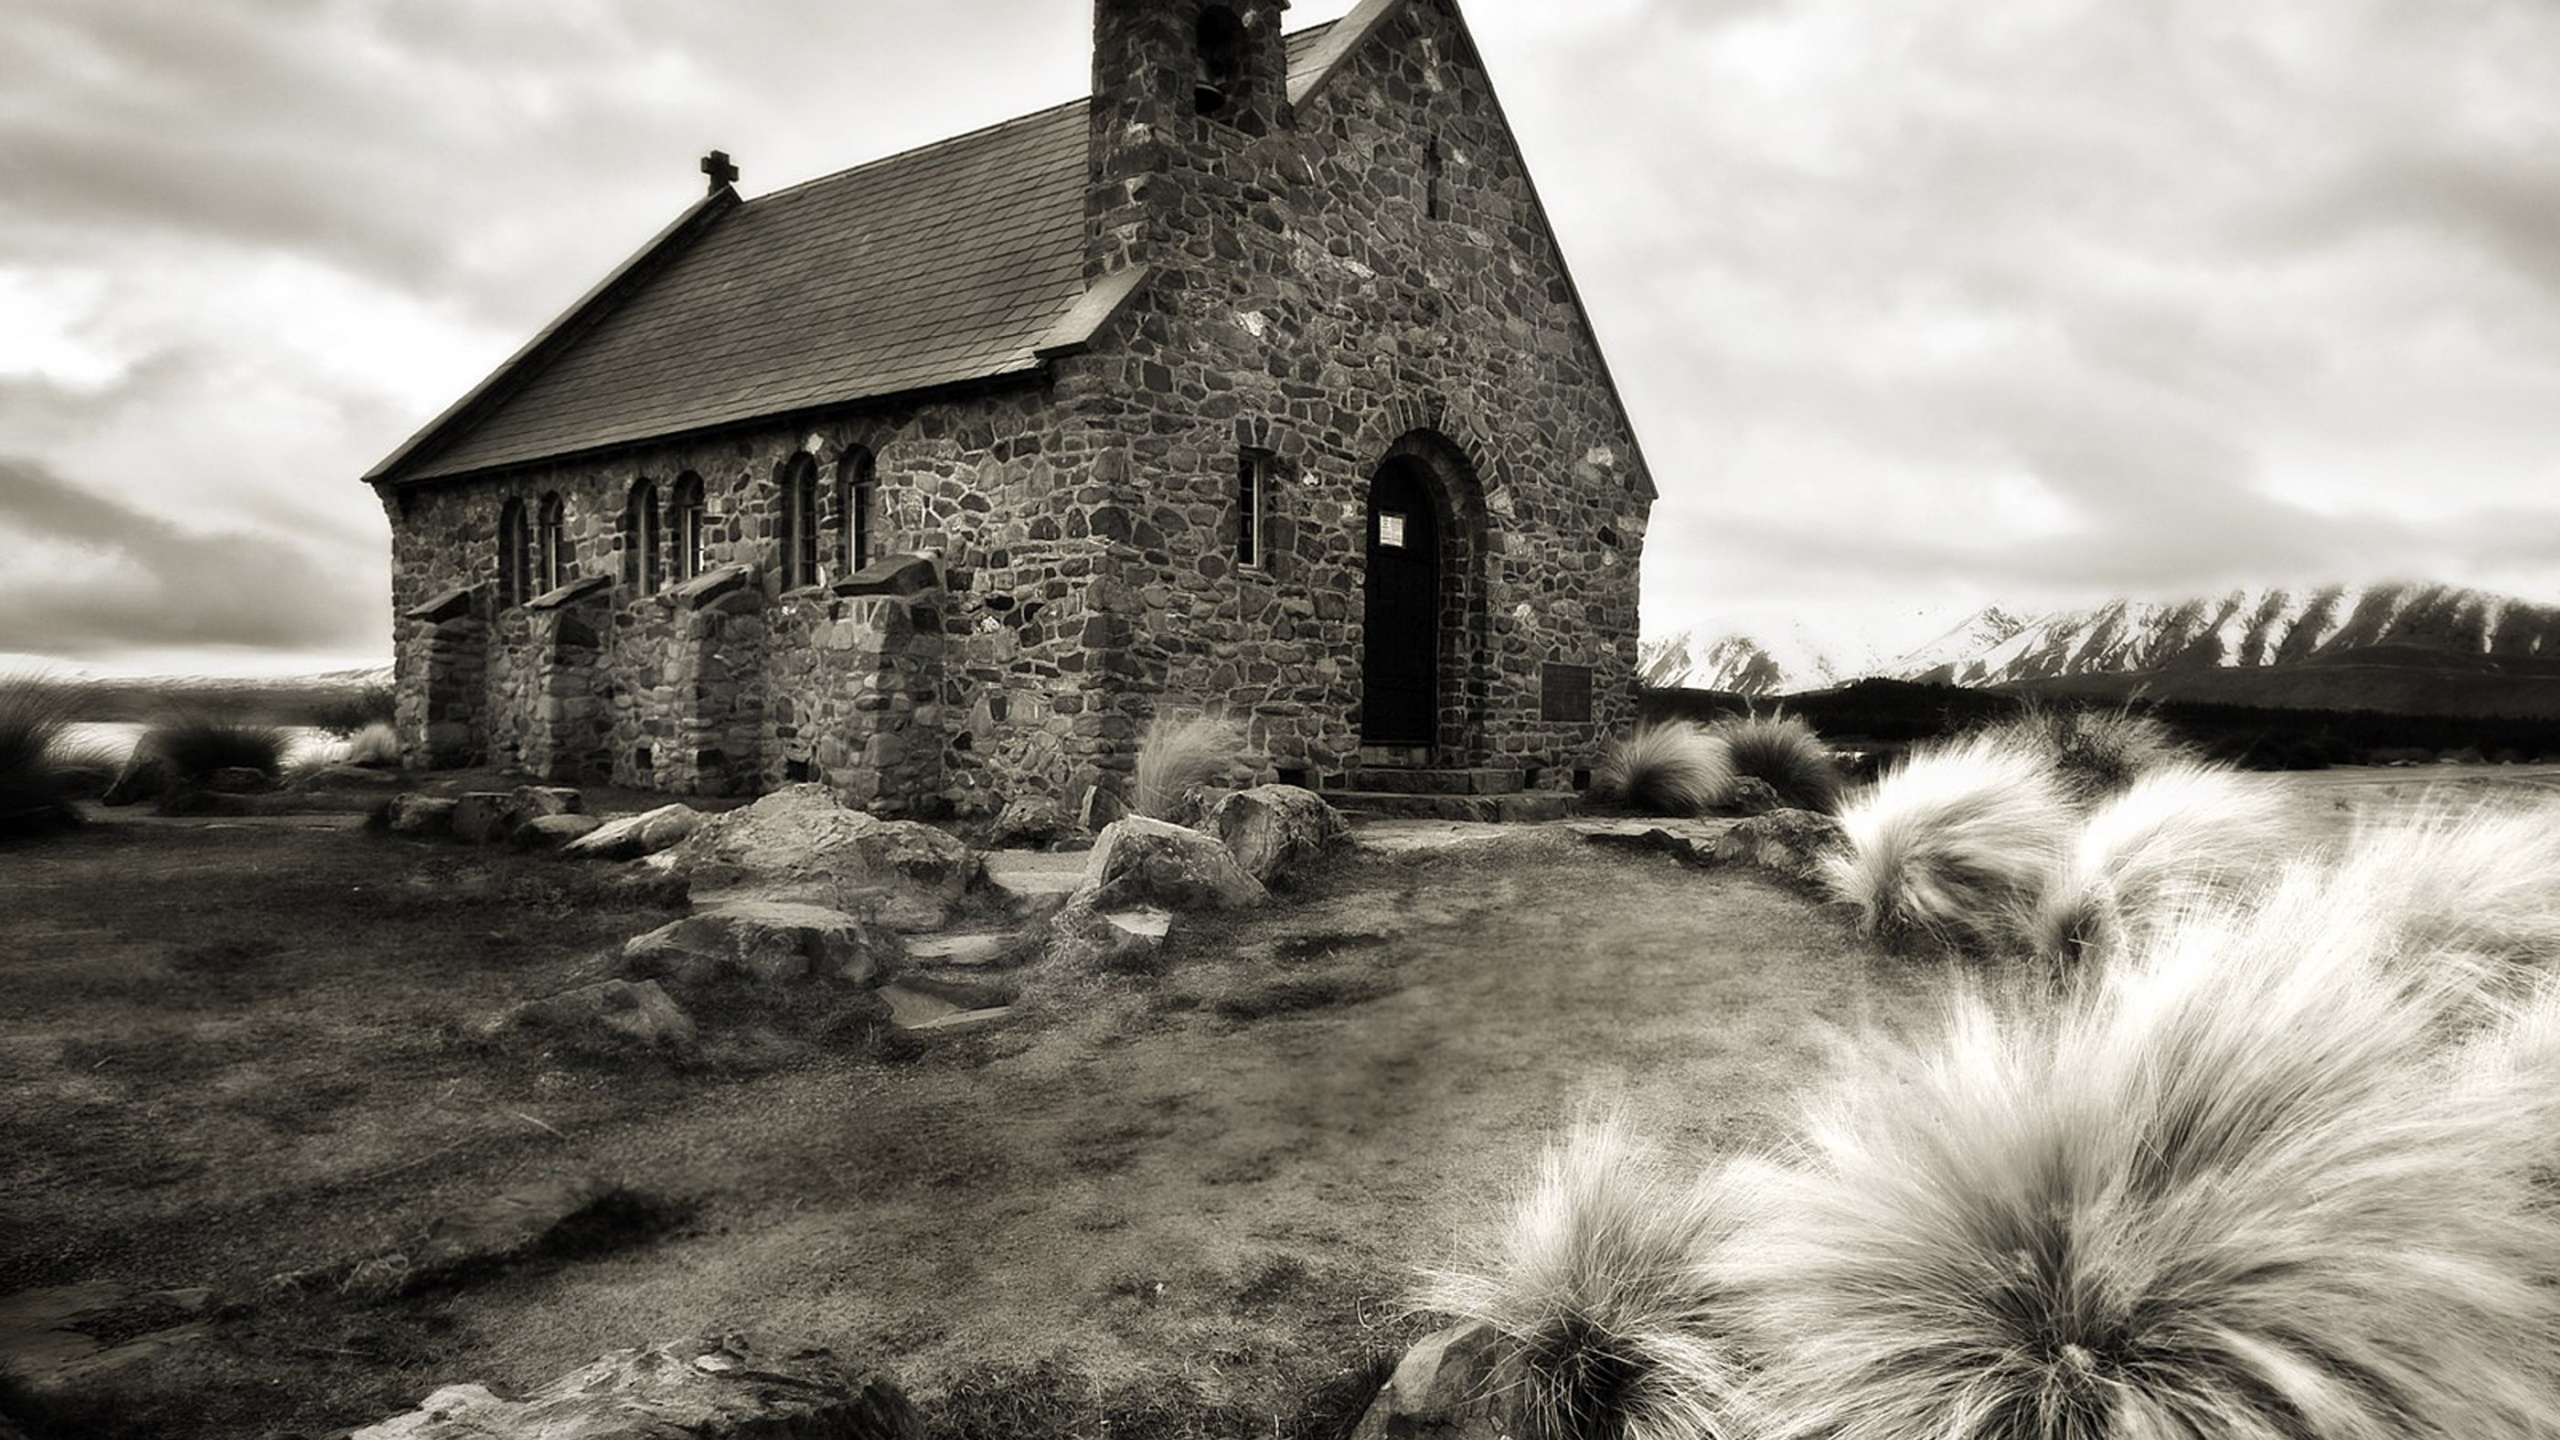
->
[535,491,570,594]
[1194,5,1248,117]
[626,479,663,595]
[836,447,877,576]
[780,454,820,589]
[497,496,531,608]
[671,472,707,583]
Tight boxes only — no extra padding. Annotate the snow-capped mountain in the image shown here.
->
[1648,583,2560,695]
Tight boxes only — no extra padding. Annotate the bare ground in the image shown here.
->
[7,765,2549,1437]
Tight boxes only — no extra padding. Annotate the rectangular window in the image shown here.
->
[1238,448,1275,567]
[1377,512,1407,549]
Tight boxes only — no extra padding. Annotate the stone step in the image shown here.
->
[979,850,1087,921]
[878,977,1016,1032]
[902,930,1029,969]
[1338,767,1524,796]
[1331,790,1579,824]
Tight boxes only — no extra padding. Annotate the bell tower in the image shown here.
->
[1086,0,1292,278]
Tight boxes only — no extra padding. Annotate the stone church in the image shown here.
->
[368,0,1656,820]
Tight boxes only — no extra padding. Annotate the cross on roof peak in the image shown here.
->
[700,150,739,194]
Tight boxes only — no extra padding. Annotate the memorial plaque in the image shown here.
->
[1540,662,1594,722]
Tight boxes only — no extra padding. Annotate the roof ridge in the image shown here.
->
[744,15,1346,208]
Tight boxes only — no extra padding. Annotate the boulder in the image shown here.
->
[564,803,704,860]
[622,900,897,989]
[661,784,980,931]
[386,794,459,837]
[1710,807,1844,886]
[296,763,406,789]
[1076,815,1267,911]
[1046,902,1174,972]
[496,979,695,1056]
[1349,1320,1506,1440]
[986,794,1078,849]
[516,813,604,851]
[1720,775,1786,816]
[99,752,173,807]
[451,791,522,845]
[352,1332,917,1440]
[1206,785,1348,889]
[451,786,585,845]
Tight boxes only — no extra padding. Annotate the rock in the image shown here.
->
[986,794,1078,849]
[99,752,173,807]
[1349,1320,1505,1440]
[1569,817,1730,867]
[1046,902,1174,972]
[515,813,604,851]
[662,784,980,931]
[352,1332,918,1440]
[1076,815,1267,911]
[513,784,584,818]
[496,979,696,1056]
[203,766,272,793]
[395,1175,645,1293]
[980,850,1086,923]
[0,1282,213,1395]
[622,900,898,989]
[564,803,703,860]
[297,763,406,789]
[451,791,522,845]
[450,786,584,845]
[1206,784,1348,889]
[1720,775,1786,816]
[386,794,459,837]
[1710,807,1844,886]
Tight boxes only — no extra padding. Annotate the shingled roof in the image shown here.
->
[371,19,1356,486]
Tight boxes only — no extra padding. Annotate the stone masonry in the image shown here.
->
[374,0,1656,818]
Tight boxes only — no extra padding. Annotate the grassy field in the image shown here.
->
[8,765,2553,1437]
[0,803,1926,1438]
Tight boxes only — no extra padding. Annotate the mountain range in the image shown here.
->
[1644,583,2560,716]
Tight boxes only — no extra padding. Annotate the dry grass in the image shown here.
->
[1824,735,2076,956]
[1132,714,1244,822]
[0,673,84,839]
[1419,1111,1748,1440]
[1708,715,1844,812]
[135,712,286,783]
[1981,705,2184,804]
[1596,724,1738,817]
[2315,800,2560,971]
[1723,870,2560,1440]
[2027,761,2295,964]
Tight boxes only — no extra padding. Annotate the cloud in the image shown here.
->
[0,456,383,655]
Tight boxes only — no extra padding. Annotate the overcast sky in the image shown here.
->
[3,0,2556,677]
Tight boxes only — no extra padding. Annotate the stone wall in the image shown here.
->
[1070,0,1655,785]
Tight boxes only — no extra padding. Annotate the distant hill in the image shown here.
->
[19,665,393,726]
[1646,583,2560,717]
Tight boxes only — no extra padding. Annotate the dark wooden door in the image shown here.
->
[1362,464,1439,745]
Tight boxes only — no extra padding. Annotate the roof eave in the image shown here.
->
[365,185,744,488]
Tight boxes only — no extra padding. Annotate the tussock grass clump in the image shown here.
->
[1707,714,1844,812]
[1595,723,1737,816]
[1824,735,2074,955]
[1722,878,2560,1440]
[1419,1112,1747,1440]
[2027,760,2293,964]
[1981,704,2183,803]
[136,712,286,783]
[0,674,84,838]
[2320,802,2560,971]
[342,720,400,767]
[311,681,395,737]
[1132,713,1244,823]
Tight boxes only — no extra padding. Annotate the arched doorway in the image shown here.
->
[1361,457,1443,746]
